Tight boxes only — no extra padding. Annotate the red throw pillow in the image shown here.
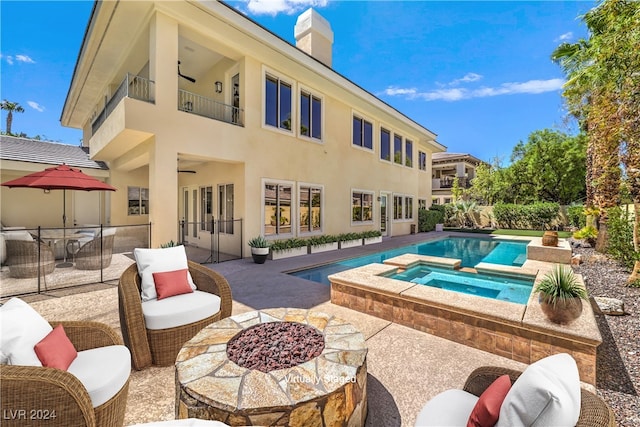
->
[34,325,78,371]
[152,269,193,300]
[467,374,512,427]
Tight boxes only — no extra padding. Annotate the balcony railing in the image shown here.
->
[436,176,472,189]
[91,74,155,134]
[178,89,244,126]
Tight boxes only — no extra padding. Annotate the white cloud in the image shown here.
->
[1,54,14,65]
[556,32,573,42]
[15,54,35,64]
[246,0,328,15]
[449,72,483,86]
[27,101,45,112]
[383,78,564,102]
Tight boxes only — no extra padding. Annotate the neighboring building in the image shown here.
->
[431,153,488,205]
[60,1,445,251]
[0,135,111,228]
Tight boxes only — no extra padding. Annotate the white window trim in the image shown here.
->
[392,192,414,222]
[379,124,393,164]
[418,150,428,172]
[298,85,325,144]
[261,178,296,239]
[351,110,375,153]
[350,188,376,225]
[262,66,296,137]
[297,182,325,236]
[405,138,414,169]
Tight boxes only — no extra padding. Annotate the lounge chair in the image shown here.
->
[73,227,116,270]
[4,233,55,279]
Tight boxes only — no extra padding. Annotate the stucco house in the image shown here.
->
[431,153,487,204]
[59,0,445,252]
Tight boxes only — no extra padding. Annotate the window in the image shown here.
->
[432,197,440,205]
[300,91,322,140]
[405,140,413,167]
[405,196,413,219]
[352,116,373,150]
[419,151,427,171]
[200,186,213,231]
[418,199,427,210]
[265,75,292,131]
[444,197,452,204]
[299,185,322,233]
[394,134,403,165]
[352,191,374,222]
[264,182,293,236]
[380,128,391,161]
[128,186,149,215]
[393,195,403,220]
[218,184,234,234]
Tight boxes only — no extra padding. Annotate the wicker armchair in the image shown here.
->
[74,228,116,271]
[5,239,55,279]
[0,321,130,427]
[118,260,233,370]
[461,366,615,427]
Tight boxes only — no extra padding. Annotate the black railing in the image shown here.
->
[91,74,155,134]
[178,218,243,264]
[178,90,244,126]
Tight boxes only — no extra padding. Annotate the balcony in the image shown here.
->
[92,74,154,135]
[178,89,244,126]
[433,176,471,189]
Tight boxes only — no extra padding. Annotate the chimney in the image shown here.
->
[294,8,334,67]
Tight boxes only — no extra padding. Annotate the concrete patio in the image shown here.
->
[10,233,583,426]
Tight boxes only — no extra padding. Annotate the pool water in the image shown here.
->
[290,237,529,285]
[389,264,534,304]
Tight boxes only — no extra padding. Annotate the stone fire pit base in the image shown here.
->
[175,308,368,426]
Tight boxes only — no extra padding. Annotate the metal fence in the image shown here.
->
[1,224,150,297]
[178,218,243,264]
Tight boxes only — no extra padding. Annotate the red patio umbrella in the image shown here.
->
[2,164,116,265]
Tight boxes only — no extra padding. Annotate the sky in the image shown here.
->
[0,0,595,162]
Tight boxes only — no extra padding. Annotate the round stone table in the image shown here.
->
[175,308,368,426]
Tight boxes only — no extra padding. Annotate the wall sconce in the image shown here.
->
[215,81,223,93]
[44,189,50,194]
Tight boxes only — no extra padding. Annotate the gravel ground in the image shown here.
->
[572,243,640,426]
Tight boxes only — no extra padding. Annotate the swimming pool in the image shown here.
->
[388,264,534,304]
[290,237,529,285]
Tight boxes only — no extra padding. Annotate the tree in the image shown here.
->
[466,157,510,205]
[0,100,24,135]
[552,0,640,262]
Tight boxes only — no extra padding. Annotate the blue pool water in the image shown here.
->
[389,264,534,304]
[289,237,529,285]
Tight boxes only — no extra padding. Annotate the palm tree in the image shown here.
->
[1,100,24,135]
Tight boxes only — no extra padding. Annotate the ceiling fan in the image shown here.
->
[177,61,196,83]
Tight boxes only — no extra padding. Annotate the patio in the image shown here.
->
[5,232,636,426]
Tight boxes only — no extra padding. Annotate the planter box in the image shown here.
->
[363,236,382,245]
[309,242,339,254]
[270,246,308,260]
[339,239,363,249]
[435,224,444,232]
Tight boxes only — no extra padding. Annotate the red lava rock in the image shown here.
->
[227,322,325,372]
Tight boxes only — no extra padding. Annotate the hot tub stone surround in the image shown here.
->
[329,254,602,386]
[175,308,368,426]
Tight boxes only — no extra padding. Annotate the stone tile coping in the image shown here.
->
[329,256,602,346]
[175,308,368,412]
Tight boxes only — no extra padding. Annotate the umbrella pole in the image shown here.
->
[57,189,73,268]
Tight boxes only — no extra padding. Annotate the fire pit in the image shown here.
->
[175,308,368,426]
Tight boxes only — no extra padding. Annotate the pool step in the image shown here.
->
[459,267,478,274]
[513,253,527,266]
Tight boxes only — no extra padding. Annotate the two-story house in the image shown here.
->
[60,1,445,252]
[431,153,487,204]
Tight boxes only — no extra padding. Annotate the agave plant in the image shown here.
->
[535,265,588,305]
[248,235,270,248]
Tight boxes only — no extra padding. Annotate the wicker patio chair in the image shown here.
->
[74,228,116,271]
[0,321,130,427]
[431,365,615,427]
[5,239,55,279]
[118,260,233,370]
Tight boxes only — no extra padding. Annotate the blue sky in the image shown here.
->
[1,1,594,162]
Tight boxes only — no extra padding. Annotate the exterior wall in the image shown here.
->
[69,3,442,250]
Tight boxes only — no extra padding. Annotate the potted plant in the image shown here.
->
[270,238,308,260]
[362,230,382,245]
[535,264,588,324]
[338,233,363,249]
[248,235,270,264]
[308,235,339,253]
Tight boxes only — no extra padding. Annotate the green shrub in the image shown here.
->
[493,202,559,229]
[567,205,586,228]
[362,230,382,238]
[269,238,308,251]
[337,232,361,242]
[419,208,444,232]
[307,235,339,246]
[606,206,637,270]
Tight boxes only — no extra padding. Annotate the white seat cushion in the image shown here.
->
[0,298,52,366]
[496,353,581,427]
[414,389,478,426]
[141,291,221,330]
[67,345,130,408]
